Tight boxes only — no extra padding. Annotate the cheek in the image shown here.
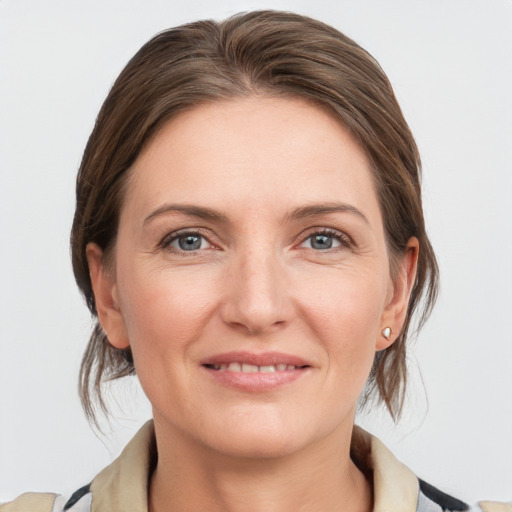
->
[116,267,221,416]
[294,267,388,372]
[116,264,218,364]
[297,267,388,332]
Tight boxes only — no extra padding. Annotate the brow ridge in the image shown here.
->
[144,204,229,225]
[287,202,369,224]
[144,201,368,226]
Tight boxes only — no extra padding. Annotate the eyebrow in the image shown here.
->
[144,204,229,225]
[143,201,369,226]
[287,202,369,224]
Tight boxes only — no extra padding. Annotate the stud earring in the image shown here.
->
[382,327,392,340]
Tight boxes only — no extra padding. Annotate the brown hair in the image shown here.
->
[71,10,438,426]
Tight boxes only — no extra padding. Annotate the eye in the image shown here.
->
[162,231,213,252]
[300,230,349,251]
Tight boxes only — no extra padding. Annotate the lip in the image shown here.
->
[201,351,311,367]
[200,351,312,393]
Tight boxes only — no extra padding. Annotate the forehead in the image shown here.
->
[123,96,380,223]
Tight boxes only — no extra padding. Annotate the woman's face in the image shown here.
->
[89,97,415,458]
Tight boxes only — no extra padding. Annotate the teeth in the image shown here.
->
[241,363,259,373]
[210,363,303,373]
[227,362,242,372]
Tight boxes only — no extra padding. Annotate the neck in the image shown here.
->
[149,418,372,512]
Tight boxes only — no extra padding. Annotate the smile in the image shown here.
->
[200,352,312,392]
[205,363,307,372]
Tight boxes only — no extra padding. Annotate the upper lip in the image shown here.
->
[200,351,311,368]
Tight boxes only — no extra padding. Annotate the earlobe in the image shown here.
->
[376,237,419,351]
[86,243,130,349]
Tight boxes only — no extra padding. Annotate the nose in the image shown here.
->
[220,246,293,335]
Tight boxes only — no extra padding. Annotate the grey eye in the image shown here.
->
[310,234,333,249]
[162,230,214,253]
[177,234,203,251]
[301,232,343,250]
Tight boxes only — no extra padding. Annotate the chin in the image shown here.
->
[197,410,338,460]
[207,428,308,459]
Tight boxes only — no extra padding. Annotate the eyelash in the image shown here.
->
[158,227,353,255]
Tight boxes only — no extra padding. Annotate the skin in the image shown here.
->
[87,96,418,512]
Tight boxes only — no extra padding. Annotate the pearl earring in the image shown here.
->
[382,327,392,340]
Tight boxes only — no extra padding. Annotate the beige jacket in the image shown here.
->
[1,421,509,512]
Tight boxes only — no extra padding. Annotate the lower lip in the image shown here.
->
[202,366,310,392]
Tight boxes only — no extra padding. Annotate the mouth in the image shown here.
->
[204,362,310,373]
[200,351,312,392]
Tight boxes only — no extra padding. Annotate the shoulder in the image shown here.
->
[477,502,512,512]
[0,485,92,512]
[356,425,511,512]
[0,493,57,512]
[0,421,154,512]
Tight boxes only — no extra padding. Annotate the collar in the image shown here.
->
[89,420,419,512]
[90,420,155,512]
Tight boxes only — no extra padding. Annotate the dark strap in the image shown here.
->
[419,478,469,511]
[63,484,91,511]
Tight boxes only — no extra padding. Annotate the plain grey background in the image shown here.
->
[1,0,511,505]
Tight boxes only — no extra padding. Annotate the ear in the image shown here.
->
[86,243,130,349]
[377,237,419,351]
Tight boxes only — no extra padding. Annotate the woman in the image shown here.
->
[1,10,508,512]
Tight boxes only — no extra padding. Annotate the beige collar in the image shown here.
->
[90,421,155,512]
[368,432,419,511]
[90,420,419,512]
